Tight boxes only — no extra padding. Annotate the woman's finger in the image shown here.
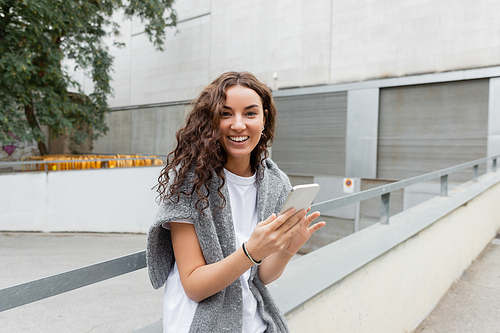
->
[304,211,321,227]
[268,208,296,229]
[260,213,277,226]
[279,209,306,231]
[282,211,321,238]
[283,214,307,237]
[308,221,326,234]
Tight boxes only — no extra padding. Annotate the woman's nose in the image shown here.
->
[231,115,246,130]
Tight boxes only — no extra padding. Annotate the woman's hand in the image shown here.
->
[244,208,324,262]
[255,208,325,284]
[281,208,325,256]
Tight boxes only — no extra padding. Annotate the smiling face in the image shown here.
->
[219,85,266,176]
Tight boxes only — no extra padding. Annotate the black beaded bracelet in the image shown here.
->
[242,242,262,266]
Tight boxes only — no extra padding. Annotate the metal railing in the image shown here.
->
[314,155,498,225]
[0,155,498,325]
[0,252,146,312]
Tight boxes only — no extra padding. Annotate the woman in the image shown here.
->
[147,71,325,333]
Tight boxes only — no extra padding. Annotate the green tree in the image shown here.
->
[0,0,176,155]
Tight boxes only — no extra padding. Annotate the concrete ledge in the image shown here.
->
[269,171,500,332]
[0,167,162,233]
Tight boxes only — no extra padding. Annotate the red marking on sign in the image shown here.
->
[345,179,352,187]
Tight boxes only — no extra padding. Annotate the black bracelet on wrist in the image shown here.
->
[242,242,262,266]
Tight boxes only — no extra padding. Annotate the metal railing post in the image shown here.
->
[354,201,360,232]
[380,192,390,224]
[440,175,448,196]
[473,165,478,182]
[494,158,498,172]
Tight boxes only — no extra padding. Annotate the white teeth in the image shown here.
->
[229,136,249,142]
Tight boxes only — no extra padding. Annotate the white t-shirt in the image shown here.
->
[162,169,267,333]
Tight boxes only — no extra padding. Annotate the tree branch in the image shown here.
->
[24,101,48,155]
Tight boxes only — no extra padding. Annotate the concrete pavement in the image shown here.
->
[0,232,163,333]
[414,237,500,333]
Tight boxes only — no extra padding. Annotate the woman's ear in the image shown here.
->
[263,109,267,126]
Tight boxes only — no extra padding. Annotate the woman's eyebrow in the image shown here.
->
[222,104,260,110]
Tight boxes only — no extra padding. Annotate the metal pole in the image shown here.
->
[380,192,390,224]
[354,177,361,233]
[473,165,478,182]
[354,201,361,232]
[494,158,497,172]
[440,175,448,196]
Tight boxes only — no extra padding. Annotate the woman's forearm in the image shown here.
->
[257,250,294,285]
[171,223,255,303]
[181,246,254,303]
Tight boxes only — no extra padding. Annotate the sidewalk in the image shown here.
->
[0,232,163,333]
[414,238,500,333]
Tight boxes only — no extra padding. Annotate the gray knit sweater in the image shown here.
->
[146,159,292,333]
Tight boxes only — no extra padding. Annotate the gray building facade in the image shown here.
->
[88,0,500,245]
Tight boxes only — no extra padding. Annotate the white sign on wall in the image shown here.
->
[343,178,355,193]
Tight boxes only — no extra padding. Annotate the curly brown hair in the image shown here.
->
[156,71,277,212]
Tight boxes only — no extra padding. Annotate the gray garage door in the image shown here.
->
[377,79,489,182]
[273,92,347,177]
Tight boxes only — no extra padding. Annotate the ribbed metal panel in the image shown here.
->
[378,79,489,182]
[273,92,347,176]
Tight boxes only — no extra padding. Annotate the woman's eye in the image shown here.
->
[221,112,232,117]
[246,111,257,116]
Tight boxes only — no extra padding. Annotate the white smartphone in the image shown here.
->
[279,183,320,214]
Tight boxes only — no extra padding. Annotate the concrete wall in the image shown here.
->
[269,170,500,332]
[95,0,500,107]
[93,104,190,156]
[329,0,500,84]
[0,167,162,233]
[90,1,500,183]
